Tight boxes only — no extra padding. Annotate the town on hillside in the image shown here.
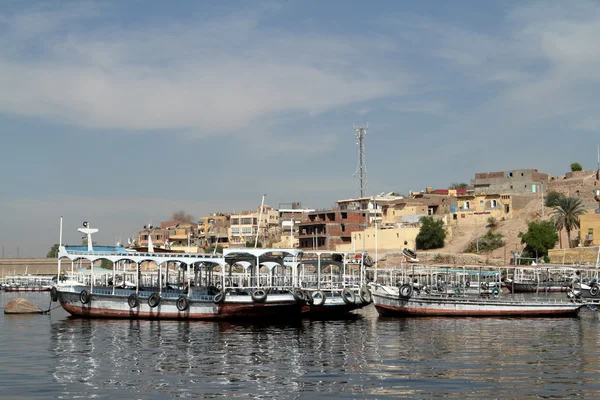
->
[130,166,600,267]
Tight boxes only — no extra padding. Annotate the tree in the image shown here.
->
[47,244,59,258]
[101,259,114,270]
[465,231,504,253]
[518,220,558,261]
[570,162,583,172]
[415,216,446,250]
[448,182,469,190]
[552,196,586,248]
[545,190,566,207]
[172,211,194,223]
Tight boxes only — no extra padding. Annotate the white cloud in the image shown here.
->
[0,3,412,134]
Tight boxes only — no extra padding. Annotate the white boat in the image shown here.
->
[371,283,583,317]
[51,224,306,321]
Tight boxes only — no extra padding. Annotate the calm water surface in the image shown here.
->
[1,292,600,399]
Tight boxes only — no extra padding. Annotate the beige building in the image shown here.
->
[579,213,600,247]
[198,214,229,249]
[229,205,280,248]
[165,223,200,253]
[336,225,421,259]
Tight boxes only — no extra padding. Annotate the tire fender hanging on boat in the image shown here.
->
[590,285,600,297]
[311,290,326,306]
[148,293,161,308]
[251,289,267,303]
[292,288,305,303]
[341,288,356,304]
[176,296,189,311]
[304,290,314,305]
[399,284,413,299]
[359,285,372,304]
[128,293,139,308]
[492,287,500,298]
[79,290,91,305]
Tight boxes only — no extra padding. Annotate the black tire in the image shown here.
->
[148,293,161,308]
[399,284,413,299]
[341,288,355,304]
[128,293,139,308]
[50,287,58,302]
[465,280,471,288]
[251,289,267,303]
[591,285,600,297]
[213,291,225,304]
[359,285,372,304]
[292,288,305,303]
[481,282,489,290]
[176,296,189,311]
[492,287,500,298]
[311,290,326,306]
[79,290,91,304]
[304,290,314,305]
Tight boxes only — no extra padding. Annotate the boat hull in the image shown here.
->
[57,289,303,321]
[372,291,582,317]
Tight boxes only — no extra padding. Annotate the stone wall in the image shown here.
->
[548,247,600,265]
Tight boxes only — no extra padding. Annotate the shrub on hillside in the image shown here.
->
[465,231,505,253]
[416,216,446,250]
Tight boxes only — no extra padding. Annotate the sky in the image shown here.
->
[1,0,600,257]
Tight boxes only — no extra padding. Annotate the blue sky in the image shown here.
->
[1,0,600,257]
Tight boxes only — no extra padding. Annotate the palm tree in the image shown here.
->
[551,197,586,248]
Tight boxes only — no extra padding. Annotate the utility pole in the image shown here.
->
[353,123,369,198]
[596,144,599,181]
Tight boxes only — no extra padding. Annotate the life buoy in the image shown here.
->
[492,287,500,298]
[590,285,600,297]
[128,293,139,308]
[213,291,225,304]
[50,287,58,302]
[79,290,91,304]
[399,284,413,299]
[292,288,305,303]
[148,293,161,308]
[341,288,356,304]
[465,280,471,288]
[251,289,267,303]
[359,285,372,304]
[311,290,326,306]
[176,296,189,311]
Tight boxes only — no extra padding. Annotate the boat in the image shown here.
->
[371,283,583,317]
[504,267,574,293]
[51,223,306,320]
[402,248,419,263]
[292,251,373,318]
[1,276,54,292]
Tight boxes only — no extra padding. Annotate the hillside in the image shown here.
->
[378,170,600,267]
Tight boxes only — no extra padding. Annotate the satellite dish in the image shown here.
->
[83,221,88,228]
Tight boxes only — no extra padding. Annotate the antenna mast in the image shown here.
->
[354,123,369,198]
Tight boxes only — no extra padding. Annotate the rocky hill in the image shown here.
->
[378,170,600,267]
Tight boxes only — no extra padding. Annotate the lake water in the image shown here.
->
[1,291,600,399]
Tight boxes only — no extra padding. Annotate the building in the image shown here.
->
[276,202,314,248]
[297,209,370,251]
[228,205,280,248]
[579,212,600,247]
[197,214,229,249]
[471,169,549,195]
[164,222,200,253]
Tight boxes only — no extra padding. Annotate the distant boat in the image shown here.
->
[402,248,419,263]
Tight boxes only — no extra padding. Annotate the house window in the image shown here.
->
[508,172,513,177]
[479,200,484,206]
[464,201,470,210]
[491,199,497,208]
[453,214,458,220]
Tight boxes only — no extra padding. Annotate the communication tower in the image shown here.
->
[353,123,369,198]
